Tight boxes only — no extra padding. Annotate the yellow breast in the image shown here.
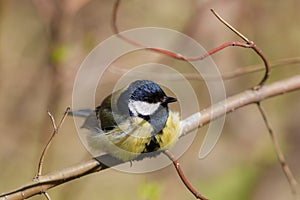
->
[155,111,181,150]
[87,111,181,162]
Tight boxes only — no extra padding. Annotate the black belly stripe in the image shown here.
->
[137,113,150,122]
[144,135,160,152]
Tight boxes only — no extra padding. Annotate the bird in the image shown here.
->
[70,80,180,162]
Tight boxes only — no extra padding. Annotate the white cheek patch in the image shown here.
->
[128,100,160,116]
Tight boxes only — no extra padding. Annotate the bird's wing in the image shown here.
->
[104,117,154,154]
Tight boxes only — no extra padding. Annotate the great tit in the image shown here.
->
[71,80,180,162]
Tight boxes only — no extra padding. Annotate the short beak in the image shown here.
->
[164,96,177,104]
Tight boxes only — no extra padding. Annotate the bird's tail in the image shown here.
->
[69,109,100,131]
[68,109,93,118]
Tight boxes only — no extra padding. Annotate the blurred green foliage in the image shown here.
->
[138,182,161,200]
[202,165,260,200]
[51,45,69,64]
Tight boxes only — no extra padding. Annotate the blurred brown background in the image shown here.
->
[1,0,300,199]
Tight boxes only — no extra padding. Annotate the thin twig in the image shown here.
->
[112,1,249,61]
[43,192,51,200]
[112,1,270,88]
[112,0,143,47]
[210,9,249,43]
[211,9,271,88]
[221,57,300,80]
[256,102,298,196]
[163,150,208,200]
[108,56,300,81]
[35,107,70,178]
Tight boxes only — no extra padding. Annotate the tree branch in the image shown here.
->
[1,75,300,200]
[256,103,298,195]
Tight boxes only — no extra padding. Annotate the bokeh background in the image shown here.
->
[1,0,300,199]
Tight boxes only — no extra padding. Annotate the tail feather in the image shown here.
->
[68,109,93,117]
[69,109,100,131]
